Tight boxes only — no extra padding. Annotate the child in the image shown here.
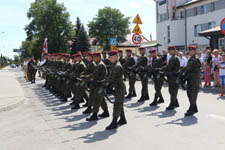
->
[218,53,225,96]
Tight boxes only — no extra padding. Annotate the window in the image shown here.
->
[194,25,201,37]
[208,21,216,29]
[200,5,208,14]
[211,2,215,12]
[167,26,170,43]
[194,7,198,16]
[180,11,185,19]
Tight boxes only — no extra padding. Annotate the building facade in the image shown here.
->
[155,0,225,52]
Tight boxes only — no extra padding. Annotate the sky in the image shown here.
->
[0,0,156,58]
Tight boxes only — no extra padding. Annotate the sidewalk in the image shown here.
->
[0,67,25,112]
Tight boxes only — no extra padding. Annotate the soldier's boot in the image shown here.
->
[83,107,93,114]
[125,93,133,99]
[69,101,75,106]
[98,110,110,118]
[132,90,137,97]
[174,99,179,108]
[157,95,164,104]
[117,115,127,125]
[83,101,88,107]
[150,96,158,106]
[144,95,150,100]
[86,113,98,121]
[106,117,118,130]
[60,96,68,102]
[71,103,80,110]
[137,96,145,102]
[185,105,198,116]
[166,102,175,110]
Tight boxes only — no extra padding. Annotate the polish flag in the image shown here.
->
[42,37,48,56]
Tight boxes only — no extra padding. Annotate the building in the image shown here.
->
[154,0,225,52]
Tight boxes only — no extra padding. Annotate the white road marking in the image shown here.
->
[208,114,225,121]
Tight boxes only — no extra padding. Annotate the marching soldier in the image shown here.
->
[123,49,137,99]
[148,49,164,106]
[133,47,149,102]
[105,50,127,130]
[86,52,109,121]
[118,50,126,66]
[161,46,180,110]
[180,46,201,116]
[81,51,96,114]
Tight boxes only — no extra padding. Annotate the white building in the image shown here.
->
[155,0,225,52]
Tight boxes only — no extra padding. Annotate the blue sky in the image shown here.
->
[0,0,156,58]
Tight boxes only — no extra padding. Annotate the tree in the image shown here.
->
[71,17,90,54]
[88,7,130,51]
[25,0,74,54]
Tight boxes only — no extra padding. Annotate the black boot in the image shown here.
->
[166,103,175,110]
[83,107,93,114]
[60,96,68,102]
[69,101,75,106]
[71,103,80,110]
[185,105,198,116]
[86,113,98,121]
[144,95,150,100]
[157,95,164,104]
[132,90,137,97]
[106,117,118,130]
[137,96,145,102]
[117,115,127,125]
[149,96,158,106]
[125,93,133,99]
[83,102,88,107]
[174,99,179,108]
[98,110,110,118]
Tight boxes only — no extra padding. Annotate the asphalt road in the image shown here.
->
[1,68,225,150]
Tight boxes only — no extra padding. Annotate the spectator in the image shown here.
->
[178,52,188,68]
[218,53,225,96]
[204,50,212,87]
[212,49,221,87]
[202,48,207,61]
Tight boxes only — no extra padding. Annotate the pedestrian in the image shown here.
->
[178,52,188,68]
[218,52,225,96]
[204,50,212,87]
[212,49,221,87]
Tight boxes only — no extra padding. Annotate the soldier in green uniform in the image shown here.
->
[123,49,137,99]
[180,46,201,116]
[105,50,127,130]
[161,46,180,110]
[71,52,86,109]
[81,51,96,114]
[27,56,37,84]
[118,50,126,66]
[86,52,109,121]
[148,49,164,106]
[133,47,149,102]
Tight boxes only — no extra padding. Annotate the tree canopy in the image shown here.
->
[88,7,130,51]
[24,0,74,58]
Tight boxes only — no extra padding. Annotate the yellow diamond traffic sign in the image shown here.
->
[133,14,142,24]
[132,24,142,34]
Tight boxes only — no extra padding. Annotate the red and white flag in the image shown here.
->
[42,37,48,56]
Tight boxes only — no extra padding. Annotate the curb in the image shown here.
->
[0,97,26,112]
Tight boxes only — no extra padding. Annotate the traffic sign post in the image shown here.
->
[132,34,142,45]
[221,18,225,35]
[132,14,143,45]
[110,38,117,50]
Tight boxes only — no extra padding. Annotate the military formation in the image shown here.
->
[35,45,201,130]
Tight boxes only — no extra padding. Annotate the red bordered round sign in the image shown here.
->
[132,33,142,45]
[221,18,225,35]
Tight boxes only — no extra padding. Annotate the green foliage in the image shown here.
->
[24,0,74,55]
[71,17,90,54]
[88,7,131,51]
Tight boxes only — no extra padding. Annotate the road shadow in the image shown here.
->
[147,110,177,118]
[63,121,98,131]
[77,129,117,143]
[125,101,145,108]
[133,106,160,113]
[155,116,198,127]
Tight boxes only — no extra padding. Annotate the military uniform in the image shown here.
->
[162,46,180,110]
[181,46,201,116]
[133,47,149,102]
[28,58,37,84]
[123,49,136,98]
[148,49,164,106]
[86,52,109,121]
[105,50,127,130]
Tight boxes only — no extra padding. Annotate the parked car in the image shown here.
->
[10,64,16,68]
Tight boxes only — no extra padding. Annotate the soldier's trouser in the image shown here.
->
[113,87,125,118]
[187,79,200,111]
[154,79,163,99]
[31,71,36,81]
[168,79,179,105]
[93,87,108,113]
[88,88,95,107]
[74,81,85,103]
[140,74,149,97]
[64,79,72,97]
[128,75,136,93]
